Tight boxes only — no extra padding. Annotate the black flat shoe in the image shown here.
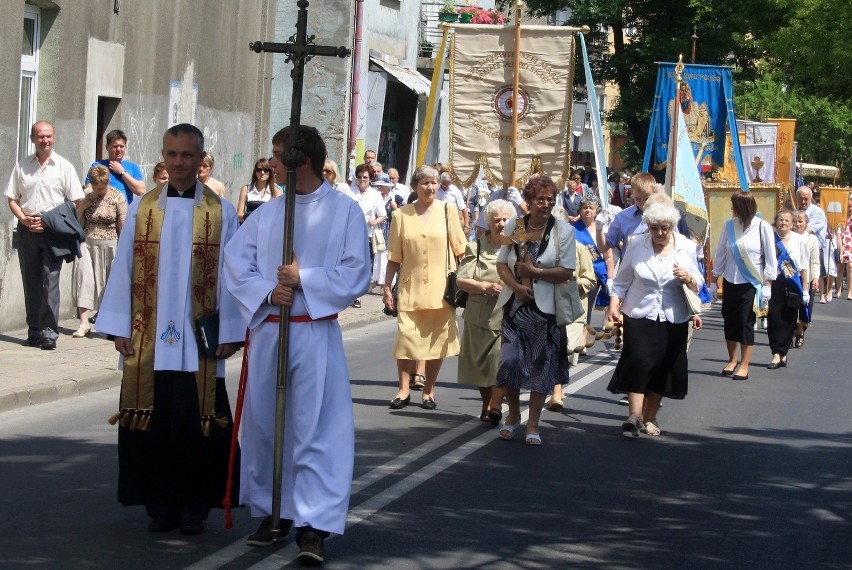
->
[487,408,503,426]
[421,399,437,410]
[21,337,41,347]
[732,373,749,380]
[389,396,410,409]
[479,408,490,422]
[40,338,56,350]
[721,367,736,376]
[767,361,781,370]
[779,358,787,367]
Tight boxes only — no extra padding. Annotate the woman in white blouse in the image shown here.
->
[606,196,703,437]
[766,210,809,369]
[237,158,281,223]
[712,191,777,380]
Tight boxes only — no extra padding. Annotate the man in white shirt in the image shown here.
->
[387,168,411,202]
[5,121,84,349]
[796,186,829,297]
[436,172,469,230]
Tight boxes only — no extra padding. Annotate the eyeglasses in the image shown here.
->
[532,197,555,204]
[322,169,333,173]
[255,168,271,173]
[648,225,672,233]
[356,175,371,180]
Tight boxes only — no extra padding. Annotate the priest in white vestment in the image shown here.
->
[223,125,371,564]
[97,124,243,535]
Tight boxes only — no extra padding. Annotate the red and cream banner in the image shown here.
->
[449,26,574,188]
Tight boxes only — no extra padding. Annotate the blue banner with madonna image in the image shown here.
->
[645,63,733,172]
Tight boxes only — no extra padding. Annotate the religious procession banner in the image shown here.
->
[768,118,796,188]
[646,64,735,173]
[666,104,709,242]
[740,121,777,145]
[820,187,850,233]
[740,143,777,183]
[449,25,574,188]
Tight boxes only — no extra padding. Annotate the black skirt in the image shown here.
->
[607,315,689,399]
[117,373,238,515]
[721,280,757,345]
[767,277,799,356]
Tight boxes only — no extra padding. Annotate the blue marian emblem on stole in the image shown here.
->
[160,320,181,344]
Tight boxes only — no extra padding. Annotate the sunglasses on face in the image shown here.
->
[648,225,672,233]
[322,169,333,173]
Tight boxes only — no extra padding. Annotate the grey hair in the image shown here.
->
[484,199,516,224]
[578,195,601,212]
[439,171,453,185]
[409,165,439,188]
[642,194,680,226]
[796,185,812,197]
[793,208,809,222]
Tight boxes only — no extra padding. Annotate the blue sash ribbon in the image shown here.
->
[775,233,810,322]
[572,220,609,307]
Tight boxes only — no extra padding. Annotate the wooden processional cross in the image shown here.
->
[249,0,350,538]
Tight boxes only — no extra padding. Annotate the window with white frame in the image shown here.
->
[19,5,40,161]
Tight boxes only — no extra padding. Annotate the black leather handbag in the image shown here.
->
[443,203,467,308]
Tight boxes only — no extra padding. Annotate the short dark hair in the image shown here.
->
[163,123,204,152]
[354,163,372,179]
[105,129,128,145]
[272,125,327,179]
[730,190,757,226]
[522,175,558,202]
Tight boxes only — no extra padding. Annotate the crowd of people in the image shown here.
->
[6,119,851,566]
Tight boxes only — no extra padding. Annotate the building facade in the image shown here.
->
[0,0,276,332]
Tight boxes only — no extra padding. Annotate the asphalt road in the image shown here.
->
[1,303,850,569]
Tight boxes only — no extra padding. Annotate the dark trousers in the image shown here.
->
[118,373,237,521]
[767,279,799,357]
[17,225,62,341]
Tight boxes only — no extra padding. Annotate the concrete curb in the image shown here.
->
[0,370,122,413]
[0,295,389,415]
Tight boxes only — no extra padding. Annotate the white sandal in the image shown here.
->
[525,432,542,446]
[498,422,520,440]
[72,325,91,338]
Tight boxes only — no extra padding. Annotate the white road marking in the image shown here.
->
[186,355,617,568]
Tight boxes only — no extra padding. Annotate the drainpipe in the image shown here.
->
[348,0,364,181]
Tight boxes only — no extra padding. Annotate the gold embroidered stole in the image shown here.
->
[110,185,224,434]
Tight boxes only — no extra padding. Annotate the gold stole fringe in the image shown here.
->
[108,185,225,435]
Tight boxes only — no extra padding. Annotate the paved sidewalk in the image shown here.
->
[0,289,389,414]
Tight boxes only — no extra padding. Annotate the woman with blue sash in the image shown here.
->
[711,191,777,380]
[571,196,612,322]
[767,210,809,369]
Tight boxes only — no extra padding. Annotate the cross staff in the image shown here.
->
[249,0,350,540]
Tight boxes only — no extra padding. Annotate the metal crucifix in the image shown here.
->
[249,0,350,540]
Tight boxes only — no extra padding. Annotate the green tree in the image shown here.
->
[738,76,852,181]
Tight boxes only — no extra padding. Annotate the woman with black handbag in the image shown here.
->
[456,199,515,425]
[766,210,809,369]
[382,165,466,410]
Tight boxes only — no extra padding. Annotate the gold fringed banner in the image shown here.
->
[449,26,574,188]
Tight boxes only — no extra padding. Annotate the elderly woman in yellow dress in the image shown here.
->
[382,165,467,410]
[606,195,703,436]
[495,176,576,445]
[456,199,515,425]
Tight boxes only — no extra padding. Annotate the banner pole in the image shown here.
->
[417,24,450,166]
[667,55,685,198]
[509,1,523,186]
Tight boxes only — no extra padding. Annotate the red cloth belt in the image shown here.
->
[263,313,338,323]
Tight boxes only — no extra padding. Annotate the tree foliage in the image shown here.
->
[496,0,850,175]
[737,75,852,179]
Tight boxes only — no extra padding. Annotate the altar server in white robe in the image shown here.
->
[97,123,243,535]
[223,125,371,563]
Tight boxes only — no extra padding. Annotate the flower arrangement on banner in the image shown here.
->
[458,5,506,24]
